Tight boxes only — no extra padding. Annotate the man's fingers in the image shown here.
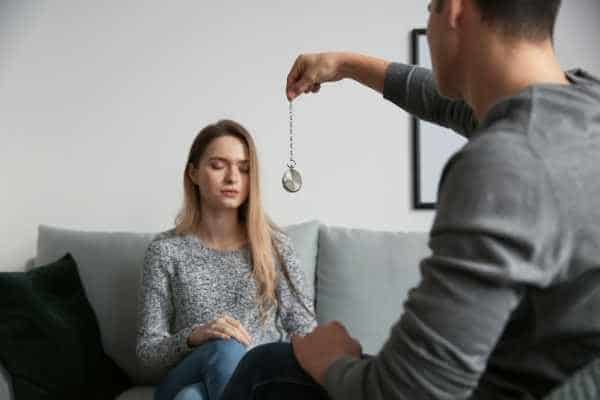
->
[287,56,303,88]
[330,320,347,331]
[295,77,317,96]
[286,56,304,99]
[290,335,303,358]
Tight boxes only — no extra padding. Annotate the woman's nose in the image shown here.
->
[225,167,239,183]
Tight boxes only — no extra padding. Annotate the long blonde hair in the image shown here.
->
[175,119,289,322]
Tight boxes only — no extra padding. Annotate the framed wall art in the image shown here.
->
[411,28,467,209]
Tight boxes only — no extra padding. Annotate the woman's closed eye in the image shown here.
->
[210,161,226,169]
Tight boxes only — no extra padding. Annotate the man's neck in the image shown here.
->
[463,37,570,122]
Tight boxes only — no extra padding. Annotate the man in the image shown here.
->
[221,0,600,398]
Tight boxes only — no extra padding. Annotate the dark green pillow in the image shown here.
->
[0,253,131,400]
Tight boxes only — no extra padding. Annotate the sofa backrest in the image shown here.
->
[35,221,319,385]
[36,226,156,384]
[35,221,430,383]
[315,225,430,355]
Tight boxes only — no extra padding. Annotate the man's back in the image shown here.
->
[374,64,600,400]
[467,70,600,399]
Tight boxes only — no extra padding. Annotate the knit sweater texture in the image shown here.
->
[136,229,316,381]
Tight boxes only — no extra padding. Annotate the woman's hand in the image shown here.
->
[188,315,252,347]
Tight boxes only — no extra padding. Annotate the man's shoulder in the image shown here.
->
[444,128,541,185]
[436,129,554,221]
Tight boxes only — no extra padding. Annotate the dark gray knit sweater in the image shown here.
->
[136,229,316,381]
[325,64,600,400]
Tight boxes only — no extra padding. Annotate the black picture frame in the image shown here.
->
[410,28,466,209]
[411,29,434,209]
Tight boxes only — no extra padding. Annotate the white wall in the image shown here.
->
[1,0,599,271]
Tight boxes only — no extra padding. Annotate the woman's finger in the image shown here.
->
[225,325,250,346]
[214,320,250,346]
[206,329,230,341]
[224,316,250,336]
[224,316,252,345]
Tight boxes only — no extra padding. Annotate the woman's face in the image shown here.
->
[189,135,251,212]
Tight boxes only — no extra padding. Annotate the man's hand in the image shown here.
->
[291,321,362,386]
[286,52,348,101]
[286,52,391,102]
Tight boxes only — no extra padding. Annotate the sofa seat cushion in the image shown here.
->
[316,226,430,354]
[0,253,131,400]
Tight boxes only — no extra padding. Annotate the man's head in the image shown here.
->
[427,0,563,99]
[432,0,562,40]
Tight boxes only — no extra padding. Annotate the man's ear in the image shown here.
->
[446,0,465,30]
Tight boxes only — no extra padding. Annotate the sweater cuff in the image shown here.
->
[324,355,368,400]
[173,325,198,356]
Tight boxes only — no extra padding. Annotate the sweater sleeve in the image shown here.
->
[275,233,318,337]
[135,240,197,381]
[324,139,564,399]
[383,62,478,138]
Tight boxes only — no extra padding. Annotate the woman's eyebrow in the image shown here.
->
[208,156,249,164]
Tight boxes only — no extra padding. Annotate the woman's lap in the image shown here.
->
[155,339,246,400]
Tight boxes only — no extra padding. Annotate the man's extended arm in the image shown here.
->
[286,52,477,137]
[383,62,477,138]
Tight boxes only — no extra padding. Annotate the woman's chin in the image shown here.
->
[218,199,243,210]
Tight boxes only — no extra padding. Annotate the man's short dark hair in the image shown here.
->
[435,0,563,41]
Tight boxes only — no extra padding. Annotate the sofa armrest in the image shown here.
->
[0,361,13,400]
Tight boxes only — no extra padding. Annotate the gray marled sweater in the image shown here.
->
[136,229,316,381]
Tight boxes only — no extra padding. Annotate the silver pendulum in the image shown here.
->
[282,101,303,193]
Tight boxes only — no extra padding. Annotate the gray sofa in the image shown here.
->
[0,221,428,400]
[1,221,598,400]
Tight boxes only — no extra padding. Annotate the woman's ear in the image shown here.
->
[188,163,198,185]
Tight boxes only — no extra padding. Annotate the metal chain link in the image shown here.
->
[288,101,296,169]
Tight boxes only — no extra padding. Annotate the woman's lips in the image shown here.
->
[221,190,239,197]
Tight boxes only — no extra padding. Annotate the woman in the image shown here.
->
[136,120,317,400]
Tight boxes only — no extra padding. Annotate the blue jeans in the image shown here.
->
[220,342,331,400]
[155,339,247,400]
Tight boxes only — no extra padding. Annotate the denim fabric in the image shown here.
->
[220,342,330,400]
[155,339,246,400]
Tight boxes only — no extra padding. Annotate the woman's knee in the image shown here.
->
[211,338,246,354]
[172,383,207,400]
[201,339,247,375]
